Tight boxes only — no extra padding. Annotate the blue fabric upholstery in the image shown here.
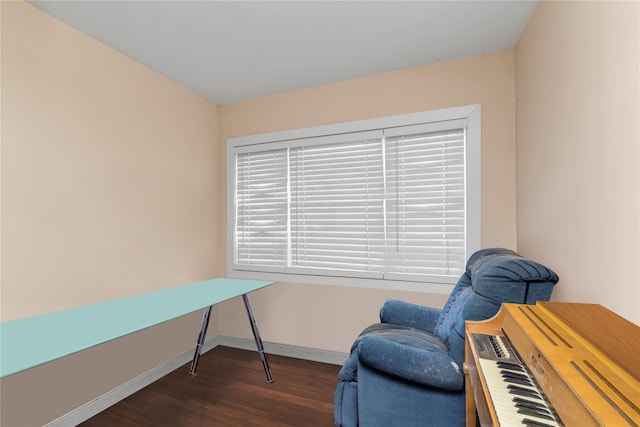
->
[334,248,559,427]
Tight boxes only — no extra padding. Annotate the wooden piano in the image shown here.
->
[464,302,640,426]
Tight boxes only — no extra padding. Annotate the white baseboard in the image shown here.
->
[46,336,347,427]
[215,335,348,366]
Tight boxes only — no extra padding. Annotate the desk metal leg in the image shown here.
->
[242,293,274,383]
[189,305,213,376]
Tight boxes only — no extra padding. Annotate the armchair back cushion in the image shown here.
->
[433,248,559,366]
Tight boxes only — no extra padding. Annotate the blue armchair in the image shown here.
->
[334,248,559,427]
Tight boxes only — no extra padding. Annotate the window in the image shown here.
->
[227,105,480,291]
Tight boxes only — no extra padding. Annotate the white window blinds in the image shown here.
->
[230,108,479,287]
[384,121,467,281]
[289,131,385,277]
[235,147,288,269]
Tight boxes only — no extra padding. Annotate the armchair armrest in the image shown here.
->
[379,299,442,332]
[357,334,464,391]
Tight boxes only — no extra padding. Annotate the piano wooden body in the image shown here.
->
[464,302,640,426]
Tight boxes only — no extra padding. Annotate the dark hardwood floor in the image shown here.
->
[80,346,340,427]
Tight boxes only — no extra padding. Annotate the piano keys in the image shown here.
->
[464,302,640,427]
[478,357,562,426]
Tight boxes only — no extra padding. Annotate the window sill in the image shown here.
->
[227,269,455,294]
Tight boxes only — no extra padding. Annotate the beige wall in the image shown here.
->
[217,50,518,353]
[515,1,640,324]
[1,2,220,425]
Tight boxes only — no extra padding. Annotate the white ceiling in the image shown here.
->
[29,1,537,105]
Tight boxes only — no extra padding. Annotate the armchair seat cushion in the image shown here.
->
[337,323,453,385]
[357,332,463,391]
[356,323,448,353]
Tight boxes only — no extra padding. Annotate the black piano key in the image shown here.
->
[515,401,553,416]
[521,419,556,427]
[518,407,556,421]
[498,361,525,372]
[503,375,535,386]
[500,369,529,377]
[513,397,549,411]
[508,384,543,398]
[502,371,532,382]
[514,401,551,414]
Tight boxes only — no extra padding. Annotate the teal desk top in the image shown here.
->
[0,278,274,378]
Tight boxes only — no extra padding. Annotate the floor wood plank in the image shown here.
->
[80,346,340,427]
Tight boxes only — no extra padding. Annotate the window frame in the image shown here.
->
[226,104,481,293]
